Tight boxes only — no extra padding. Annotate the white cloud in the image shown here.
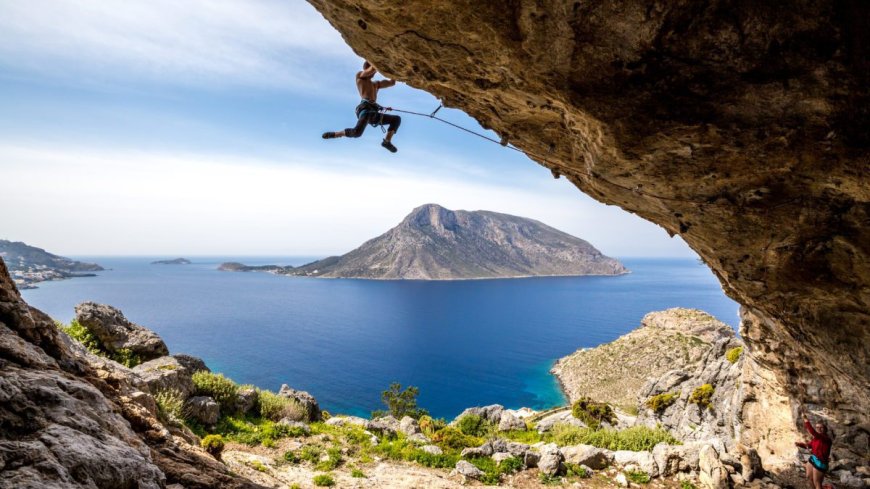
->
[0,143,694,257]
[0,0,354,90]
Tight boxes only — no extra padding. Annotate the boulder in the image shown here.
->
[277,419,310,435]
[369,416,399,438]
[653,442,702,476]
[562,444,613,470]
[493,452,514,465]
[173,354,209,373]
[504,441,531,458]
[278,384,321,421]
[537,443,564,477]
[420,444,443,455]
[133,355,195,398]
[615,472,629,487]
[461,442,493,458]
[453,460,484,480]
[325,416,369,428]
[524,451,540,468]
[613,450,658,477]
[74,302,168,361]
[234,387,258,415]
[399,416,421,435]
[698,445,729,489]
[186,396,219,425]
[407,433,429,445]
[451,404,504,425]
[498,411,527,431]
[536,410,585,433]
[836,470,866,488]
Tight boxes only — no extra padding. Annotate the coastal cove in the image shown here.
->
[22,257,738,420]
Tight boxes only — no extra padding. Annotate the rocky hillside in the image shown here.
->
[0,239,103,288]
[232,204,626,280]
[552,309,735,411]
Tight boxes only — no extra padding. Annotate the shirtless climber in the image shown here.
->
[322,61,401,153]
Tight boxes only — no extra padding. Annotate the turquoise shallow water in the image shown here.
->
[22,257,739,419]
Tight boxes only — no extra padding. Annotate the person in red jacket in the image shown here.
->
[795,410,833,489]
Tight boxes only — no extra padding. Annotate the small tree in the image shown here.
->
[373,382,429,419]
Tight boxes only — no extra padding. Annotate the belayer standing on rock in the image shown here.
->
[795,409,833,489]
[322,60,401,153]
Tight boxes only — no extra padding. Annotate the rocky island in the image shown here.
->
[0,239,103,289]
[151,258,192,265]
[221,204,627,280]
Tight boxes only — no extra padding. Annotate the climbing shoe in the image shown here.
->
[322,131,337,139]
[381,139,398,153]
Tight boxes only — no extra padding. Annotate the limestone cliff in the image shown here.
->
[308,0,870,462]
[0,259,263,489]
[552,308,734,410]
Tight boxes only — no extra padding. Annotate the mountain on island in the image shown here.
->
[221,204,627,280]
[0,239,103,289]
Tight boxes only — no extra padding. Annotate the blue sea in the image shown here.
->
[21,257,739,420]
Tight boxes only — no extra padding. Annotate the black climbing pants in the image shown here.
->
[344,113,401,138]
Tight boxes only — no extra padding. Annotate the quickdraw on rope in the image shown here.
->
[378,104,717,206]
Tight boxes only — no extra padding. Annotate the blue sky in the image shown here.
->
[0,0,695,258]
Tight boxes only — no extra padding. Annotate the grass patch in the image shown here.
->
[247,459,268,473]
[626,470,651,484]
[202,414,302,446]
[371,437,460,469]
[154,388,185,422]
[646,392,678,414]
[680,481,699,489]
[312,474,335,487]
[565,462,588,477]
[300,445,323,463]
[539,473,562,485]
[351,468,365,478]
[192,371,239,408]
[689,384,714,410]
[467,456,525,485]
[315,447,343,471]
[501,429,543,444]
[571,397,617,429]
[429,426,484,450]
[726,346,743,364]
[550,424,679,451]
[258,389,306,421]
[58,319,143,367]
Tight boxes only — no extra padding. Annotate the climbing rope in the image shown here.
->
[382,105,716,206]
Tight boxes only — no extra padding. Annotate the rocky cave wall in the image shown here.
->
[309,0,870,465]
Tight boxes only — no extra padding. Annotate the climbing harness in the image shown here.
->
[377,103,722,206]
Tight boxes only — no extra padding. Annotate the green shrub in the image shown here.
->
[300,445,323,463]
[469,457,502,485]
[680,481,699,489]
[498,456,524,474]
[372,438,460,468]
[200,434,225,458]
[315,447,342,471]
[192,371,239,408]
[456,414,492,437]
[571,397,617,429]
[313,474,335,487]
[539,473,562,485]
[207,414,299,446]
[257,389,305,421]
[372,382,429,419]
[59,320,143,367]
[626,470,651,484]
[351,468,365,478]
[281,450,299,464]
[418,415,447,436]
[726,346,743,364]
[646,392,678,414]
[154,388,186,422]
[689,384,715,410]
[430,426,483,450]
[247,460,268,472]
[551,424,679,451]
[565,462,588,477]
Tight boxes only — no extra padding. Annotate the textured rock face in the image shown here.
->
[0,259,263,489]
[309,0,870,460]
[75,302,169,360]
[553,308,734,409]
